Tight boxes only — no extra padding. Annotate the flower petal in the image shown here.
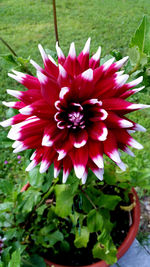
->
[38,44,59,78]
[13,135,42,153]
[0,114,28,127]
[40,147,56,173]
[19,99,55,119]
[56,42,66,65]
[63,42,81,76]
[88,140,104,168]
[89,46,101,69]
[7,89,41,105]
[105,111,133,128]
[78,38,91,71]
[88,159,104,180]
[70,129,88,148]
[103,131,121,163]
[70,146,88,179]
[89,122,108,141]
[62,156,73,183]
[8,70,41,90]
[37,71,60,105]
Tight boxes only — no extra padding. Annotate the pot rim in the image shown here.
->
[44,187,140,267]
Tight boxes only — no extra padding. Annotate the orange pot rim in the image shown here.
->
[44,187,140,267]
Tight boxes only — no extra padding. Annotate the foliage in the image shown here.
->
[0,164,133,266]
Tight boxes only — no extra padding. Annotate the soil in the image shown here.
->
[43,186,131,266]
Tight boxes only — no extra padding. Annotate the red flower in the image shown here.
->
[1,39,149,183]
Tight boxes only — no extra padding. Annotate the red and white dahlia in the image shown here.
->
[1,38,149,183]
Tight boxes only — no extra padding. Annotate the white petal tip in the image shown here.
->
[0,118,13,127]
[37,71,48,84]
[129,76,143,87]
[116,74,129,87]
[74,165,85,179]
[62,171,69,183]
[7,89,22,98]
[129,104,150,110]
[103,57,115,70]
[110,150,121,163]
[129,139,144,150]
[40,161,49,173]
[98,128,108,141]
[134,124,146,132]
[69,42,76,58]
[83,37,91,54]
[120,120,133,128]
[117,161,127,171]
[26,161,37,172]
[92,46,101,61]
[42,136,53,147]
[19,106,32,115]
[82,68,93,81]
[115,56,129,69]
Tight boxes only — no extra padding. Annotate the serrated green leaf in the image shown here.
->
[92,230,117,264]
[20,191,41,213]
[130,16,150,56]
[95,194,121,210]
[8,250,21,267]
[74,226,89,248]
[87,209,103,233]
[54,182,78,218]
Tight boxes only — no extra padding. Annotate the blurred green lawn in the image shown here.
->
[0,0,150,189]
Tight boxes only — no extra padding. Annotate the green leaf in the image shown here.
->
[92,230,117,265]
[74,226,90,248]
[22,255,46,267]
[0,202,13,212]
[128,46,140,66]
[1,54,17,65]
[46,230,64,247]
[130,16,150,56]
[54,182,78,218]
[20,190,41,213]
[60,240,70,252]
[1,247,12,266]
[8,250,21,267]
[87,209,103,233]
[95,194,121,210]
[36,204,47,216]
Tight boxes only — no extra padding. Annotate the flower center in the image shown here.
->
[68,111,85,129]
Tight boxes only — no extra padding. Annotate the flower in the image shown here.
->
[0,236,5,255]
[1,38,149,183]
[4,160,8,165]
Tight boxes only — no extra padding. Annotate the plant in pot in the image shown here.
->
[0,12,150,267]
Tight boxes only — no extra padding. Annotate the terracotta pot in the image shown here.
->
[44,188,140,267]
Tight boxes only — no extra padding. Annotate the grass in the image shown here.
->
[0,0,150,186]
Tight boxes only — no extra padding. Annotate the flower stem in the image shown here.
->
[80,187,97,210]
[52,0,59,45]
[128,62,140,75]
[0,37,17,57]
